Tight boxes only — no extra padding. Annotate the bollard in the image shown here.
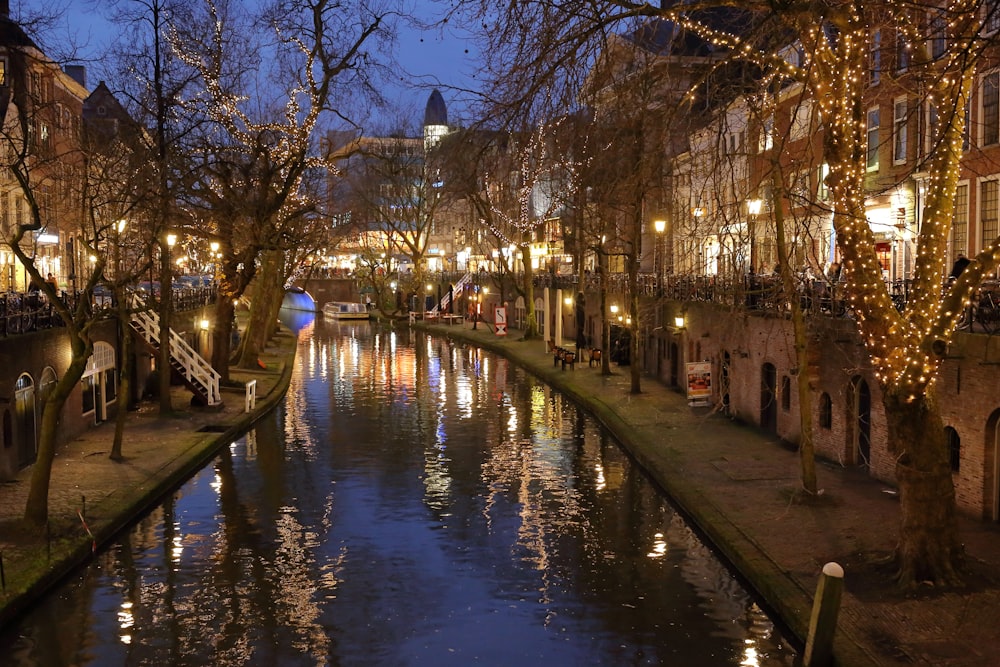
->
[245,379,257,413]
[804,561,844,667]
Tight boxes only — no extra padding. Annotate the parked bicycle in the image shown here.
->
[957,285,1000,334]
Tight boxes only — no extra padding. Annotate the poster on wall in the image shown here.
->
[686,361,712,406]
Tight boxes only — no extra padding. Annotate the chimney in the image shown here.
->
[64,65,86,89]
[0,1,8,19]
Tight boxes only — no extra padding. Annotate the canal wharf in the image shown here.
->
[417,321,1000,667]
[2,317,1000,666]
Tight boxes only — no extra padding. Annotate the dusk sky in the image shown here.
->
[56,1,480,126]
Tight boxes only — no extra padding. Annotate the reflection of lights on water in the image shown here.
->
[171,532,183,563]
[646,532,667,558]
[211,472,223,494]
[506,410,519,434]
[119,600,134,644]
[740,642,760,666]
[595,464,606,490]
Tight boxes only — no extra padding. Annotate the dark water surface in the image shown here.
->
[0,316,798,666]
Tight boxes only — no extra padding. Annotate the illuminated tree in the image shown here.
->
[175,0,390,369]
[453,0,1000,586]
[444,121,580,339]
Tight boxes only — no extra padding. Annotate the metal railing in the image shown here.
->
[0,285,218,338]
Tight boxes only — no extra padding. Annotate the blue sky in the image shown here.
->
[56,1,479,127]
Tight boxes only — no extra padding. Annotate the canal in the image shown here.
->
[0,315,798,666]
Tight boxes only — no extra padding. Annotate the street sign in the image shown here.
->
[495,306,507,336]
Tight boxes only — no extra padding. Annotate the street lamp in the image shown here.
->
[747,198,762,273]
[653,218,666,292]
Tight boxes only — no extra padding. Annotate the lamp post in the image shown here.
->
[210,240,220,282]
[747,198,762,273]
[158,230,177,412]
[653,218,666,294]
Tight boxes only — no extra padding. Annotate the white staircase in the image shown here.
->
[430,272,474,314]
[129,298,222,407]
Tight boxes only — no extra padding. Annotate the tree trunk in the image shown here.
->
[110,304,133,461]
[238,249,282,369]
[212,295,237,382]
[598,249,611,375]
[157,240,173,414]
[885,391,962,586]
[521,245,538,338]
[770,168,817,495]
[24,351,89,526]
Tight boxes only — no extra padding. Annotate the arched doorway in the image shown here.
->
[14,373,36,468]
[986,409,1000,521]
[848,376,872,467]
[760,363,777,434]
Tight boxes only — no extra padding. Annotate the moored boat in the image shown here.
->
[322,301,370,320]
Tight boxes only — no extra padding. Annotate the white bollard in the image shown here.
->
[804,561,844,667]
[245,379,257,413]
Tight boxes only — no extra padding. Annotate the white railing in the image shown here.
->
[429,272,474,314]
[129,298,223,406]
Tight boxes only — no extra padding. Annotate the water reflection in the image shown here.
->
[0,319,797,666]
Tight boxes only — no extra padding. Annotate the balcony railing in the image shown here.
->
[0,285,217,338]
[523,270,1000,334]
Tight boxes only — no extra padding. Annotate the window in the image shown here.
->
[983,71,1000,146]
[894,98,908,164]
[867,107,880,171]
[922,101,939,158]
[819,393,832,429]
[790,170,810,202]
[895,28,910,71]
[929,9,947,59]
[987,0,1000,34]
[870,30,881,85]
[0,57,6,86]
[945,427,960,472]
[758,115,774,152]
[982,179,999,253]
[953,183,969,256]
[790,100,812,141]
[817,163,830,201]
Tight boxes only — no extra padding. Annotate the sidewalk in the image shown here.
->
[417,320,1000,667]
[0,327,297,629]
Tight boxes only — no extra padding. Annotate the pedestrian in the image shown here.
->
[45,273,57,291]
[827,262,841,282]
[949,252,970,281]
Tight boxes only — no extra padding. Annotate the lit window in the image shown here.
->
[866,107,880,171]
[982,71,1000,146]
[893,98,908,164]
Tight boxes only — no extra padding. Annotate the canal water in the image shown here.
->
[0,314,798,666]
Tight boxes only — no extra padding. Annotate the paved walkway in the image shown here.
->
[3,319,1000,666]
